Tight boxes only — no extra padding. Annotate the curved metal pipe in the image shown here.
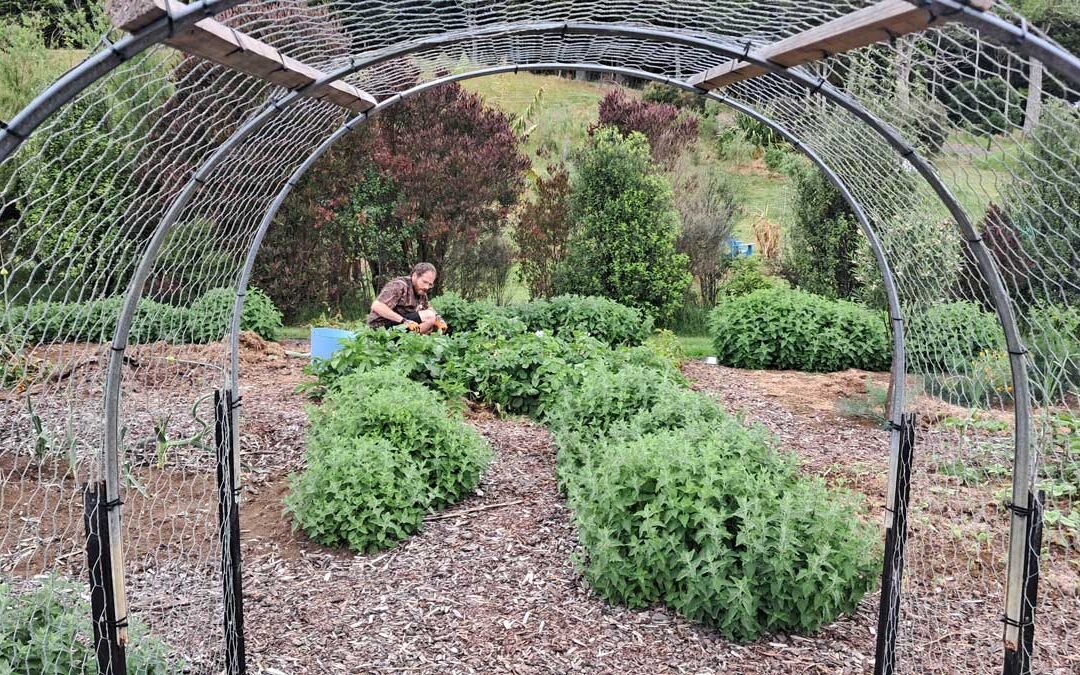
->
[0,0,249,164]
[105,19,1034,652]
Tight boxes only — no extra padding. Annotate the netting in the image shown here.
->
[1,0,1077,672]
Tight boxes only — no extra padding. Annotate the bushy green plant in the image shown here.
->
[0,576,181,674]
[643,329,685,369]
[432,292,499,334]
[186,286,283,342]
[716,257,788,299]
[907,301,1003,374]
[708,288,890,372]
[1025,304,1080,403]
[285,435,428,552]
[7,296,187,345]
[569,425,878,641]
[926,349,1013,408]
[555,128,691,323]
[517,294,652,346]
[306,368,491,508]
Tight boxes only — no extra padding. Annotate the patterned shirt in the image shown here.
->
[367,276,431,328]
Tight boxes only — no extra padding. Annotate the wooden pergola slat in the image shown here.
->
[689,0,994,90]
[105,0,376,113]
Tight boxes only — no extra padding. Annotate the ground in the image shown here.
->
[1,338,1077,673]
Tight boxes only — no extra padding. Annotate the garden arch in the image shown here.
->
[1,2,1078,673]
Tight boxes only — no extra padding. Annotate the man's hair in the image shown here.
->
[411,262,436,277]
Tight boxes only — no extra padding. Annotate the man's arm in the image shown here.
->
[370,299,414,327]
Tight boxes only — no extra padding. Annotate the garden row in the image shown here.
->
[290,295,879,641]
[2,287,283,346]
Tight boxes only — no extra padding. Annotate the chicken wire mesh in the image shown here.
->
[0,0,1077,673]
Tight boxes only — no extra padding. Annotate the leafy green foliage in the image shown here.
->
[708,288,890,372]
[943,78,1023,137]
[285,435,427,552]
[1025,303,1080,403]
[431,292,499,334]
[187,287,283,343]
[515,294,652,346]
[782,165,861,301]
[555,128,691,323]
[511,163,573,299]
[305,368,491,509]
[568,424,878,641]
[716,257,788,299]
[735,114,785,151]
[907,301,1004,374]
[0,576,181,674]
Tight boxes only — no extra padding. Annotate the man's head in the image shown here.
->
[411,262,437,293]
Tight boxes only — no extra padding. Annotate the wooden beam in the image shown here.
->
[689,0,993,90]
[105,0,376,113]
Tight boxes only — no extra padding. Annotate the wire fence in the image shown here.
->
[1,0,1077,673]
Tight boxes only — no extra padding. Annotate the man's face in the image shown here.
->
[413,271,436,293]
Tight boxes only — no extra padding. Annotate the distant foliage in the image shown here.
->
[187,286,283,343]
[716,257,789,299]
[944,78,1024,137]
[555,129,691,323]
[907,301,1004,374]
[708,288,891,372]
[1024,303,1080,403]
[511,164,573,299]
[641,82,706,113]
[1006,102,1080,304]
[735,113,785,151]
[595,89,699,165]
[954,203,1036,307]
[783,165,862,300]
[670,158,741,305]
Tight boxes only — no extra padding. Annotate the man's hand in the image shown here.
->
[404,320,420,332]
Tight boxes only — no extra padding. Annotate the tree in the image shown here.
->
[782,165,862,301]
[595,89,699,166]
[555,128,691,322]
[511,163,573,299]
[368,81,530,293]
[670,157,741,305]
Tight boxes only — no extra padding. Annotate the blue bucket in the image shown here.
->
[310,327,357,362]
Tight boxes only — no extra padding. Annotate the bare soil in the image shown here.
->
[2,344,1077,673]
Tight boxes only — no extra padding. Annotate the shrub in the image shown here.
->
[305,368,491,508]
[511,163,573,299]
[716,257,788,299]
[735,113,784,151]
[596,89,699,165]
[0,576,181,674]
[708,288,890,372]
[555,128,691,323]
[285,435,427,552]
[8,296,187,345]
[783,164,862,300]
[671,158,741,305]
[1025,304,1080,403]
[522,294,652,346]
[943,77,1023,138]
[431,292,499,334]
[925,349,1013,408]
[569,425,878,641]
[907,301,1003,374]
[187,286,283,342]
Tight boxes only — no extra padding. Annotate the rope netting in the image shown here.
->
[0,0,1077,672]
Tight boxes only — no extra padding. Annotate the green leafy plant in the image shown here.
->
[568,425,879,641]
[305,368,491,509]
[708,288,890,372]
[0,576,182,674]
[907,301,1004,374]
[285,435,428,553]
[716,257,788,299]
[1025,303,1080,404]
[186,286,283,343]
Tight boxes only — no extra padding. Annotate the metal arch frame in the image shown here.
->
[0,0,250,164]
[90,15,1057,660]
[227,62,909,504]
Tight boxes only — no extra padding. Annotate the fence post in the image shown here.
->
[873,412,915,675]
[1002,489,1044,675]
[215,389,247,675]
[84,481,128,675]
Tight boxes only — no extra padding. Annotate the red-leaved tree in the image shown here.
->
[369,82,530,287]
[594,89,699,166]
[511,164,573,299]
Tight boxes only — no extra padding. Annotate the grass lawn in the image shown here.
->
[677,335,714,359]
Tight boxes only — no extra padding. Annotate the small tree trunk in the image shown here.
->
[896,39,912,110]
[1023,58,1044,137]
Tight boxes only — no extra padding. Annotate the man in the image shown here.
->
[367,262,440,334]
